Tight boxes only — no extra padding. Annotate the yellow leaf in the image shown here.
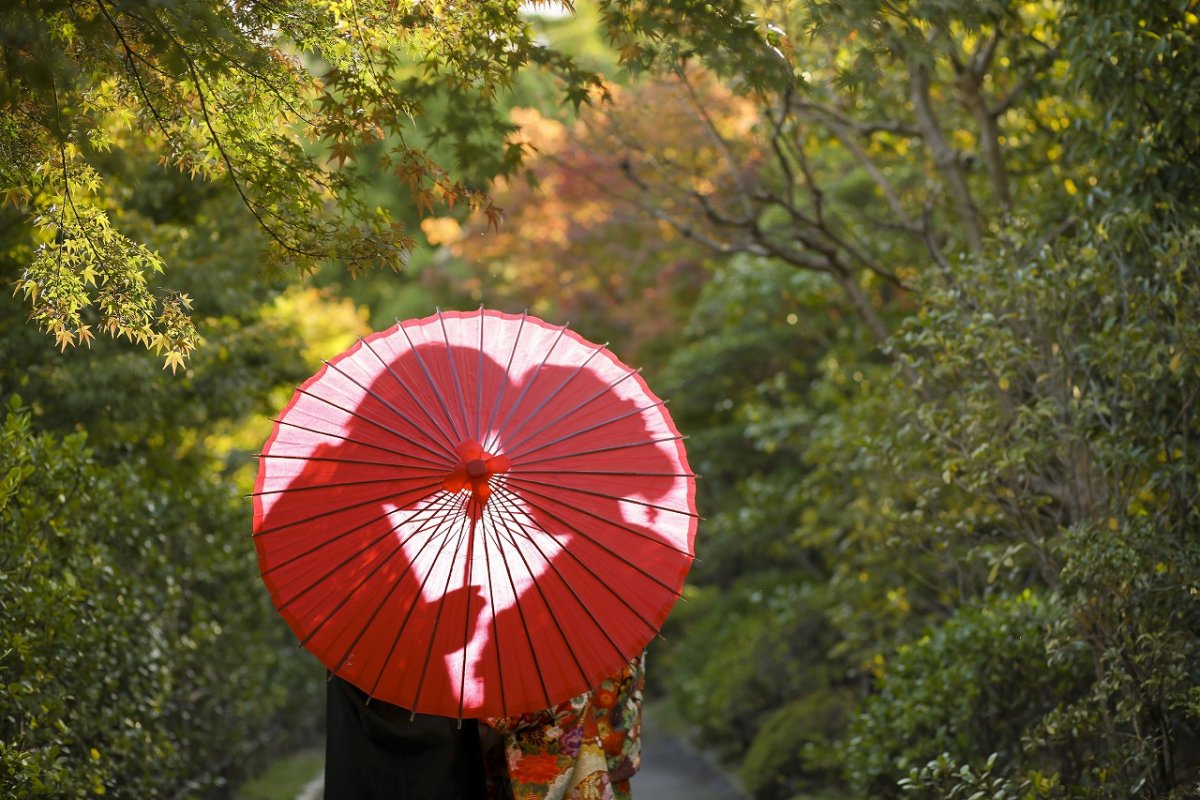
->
[163,351,187,374]
[1063,178,1078,195]
[1107,517,1119,531]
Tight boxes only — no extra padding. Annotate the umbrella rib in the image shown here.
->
[499,343,607,448]
[273,490,455,612]
[406,503,472,712]
[294,385,451,464]
[475,309,484,442]
[254,452,447,472]
[490,490,661,639]
[359,333,461,454]
[511,469,696,478]
[487,324,568,451]
[295,492,460,647]
[396,320,467,445]
[513,435,685,467]
[319,355,457,461]
[481,506,553,710]
[436,308,473,446]
[495,485,688,600]
[504,475,700,519]
[366,493,472,700]
[249,475,433,499]
[504,400,666,462]
[266,485,448,584]
[483,499,593,695]
[254,479,445,538]
[269,417,447,468]
[477,510,507,717]
[488,492,635,657]
[325,493,464,679]
[457,514,478,721]
[482,310,526,452]
[504,481,694,557]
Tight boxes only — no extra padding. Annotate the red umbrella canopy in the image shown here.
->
[253,308,697,719]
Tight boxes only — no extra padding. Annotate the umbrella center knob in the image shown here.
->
[465,459,489,479]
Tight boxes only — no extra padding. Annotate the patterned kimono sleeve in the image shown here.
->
[592,651,645,798]
[483,652,646,800]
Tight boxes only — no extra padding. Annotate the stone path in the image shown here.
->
[631,708,748,800]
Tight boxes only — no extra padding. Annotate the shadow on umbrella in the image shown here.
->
[253,311,696,721]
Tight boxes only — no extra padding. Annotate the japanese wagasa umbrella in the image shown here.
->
[252,308,697,719]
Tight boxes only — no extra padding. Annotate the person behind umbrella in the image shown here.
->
[259,318,686,798]
[324,652,645,800]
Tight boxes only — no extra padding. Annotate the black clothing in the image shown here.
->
[324,676,486,800]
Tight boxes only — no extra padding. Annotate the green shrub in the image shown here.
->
[0,397,321,798]
[842,592,1090,798]
[740,690,854,800]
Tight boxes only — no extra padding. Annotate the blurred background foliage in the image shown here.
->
[2,0,1199,798]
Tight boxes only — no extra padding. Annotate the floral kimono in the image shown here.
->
[484,653,645,800]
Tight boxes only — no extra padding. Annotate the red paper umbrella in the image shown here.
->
[252,308,697,719]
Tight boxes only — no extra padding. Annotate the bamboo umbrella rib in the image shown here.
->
[486,324,568,452]
[502,367,639,455]
[477,509,507,717]
[319,356,457,461]
[269,416,448,468]
[248,475,438,499]
[482,508,553,711]
[504,474,699,519]
[505,481,693,557]
[482,311,526,448]
[253,453,448,475]
[504,400,666,462]
[397,321,466,445]
[357,334,462,455]
[498,343,607,447]
[475,310,485,442]
[489,490,646,652]
[326,492,465,678]
[253,478,445,538]
[294,384,452,464]
[436,309,473,447]
[407,507,472,713]
[260,484,448,578]
[297,492,461,649]
[484,496,593,695]
[457,513,479,721]
[271,490,455,607]
[500,486,688,600]
[510,469,696,478]
[365,494,472,701]
[512,435,686,467]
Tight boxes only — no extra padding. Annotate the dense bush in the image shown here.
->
[844,593,1090,797]
[631,2,1200,797]
[0,397,321,797]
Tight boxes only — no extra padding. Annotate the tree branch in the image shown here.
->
[909,58,984,253]
[955,31,1012,211]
